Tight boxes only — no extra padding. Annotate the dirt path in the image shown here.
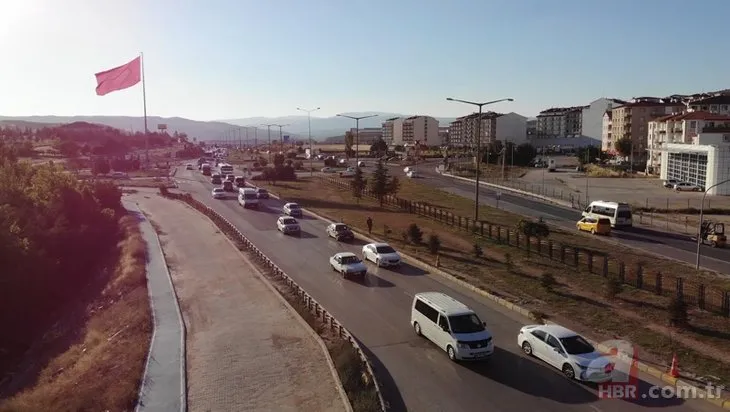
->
[130,192,348,412]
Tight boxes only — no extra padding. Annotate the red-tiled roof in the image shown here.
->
[650,111,730,123]
[613,101,685,109]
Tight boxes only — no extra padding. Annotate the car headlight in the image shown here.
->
[457,342,469,349]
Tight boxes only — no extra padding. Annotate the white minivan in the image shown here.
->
[411,292,494,361]
[238,188,259,209]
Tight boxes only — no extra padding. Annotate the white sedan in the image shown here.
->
[329,252,367,279]
[211,187,226,199]
[517,324,614,383]
[276,216,301,235]
[362,243,401,267]
[283,202,303,217]
[321,167,337,173]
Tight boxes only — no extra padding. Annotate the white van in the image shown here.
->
[238,188,259,209]
[582,200,632,228]
[411,292,494,361]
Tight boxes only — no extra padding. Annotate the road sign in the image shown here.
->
[283,135,290,142]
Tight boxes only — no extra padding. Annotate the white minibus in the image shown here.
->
[582,201,632,228]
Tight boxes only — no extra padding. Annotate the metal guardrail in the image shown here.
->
[166,192,388,411]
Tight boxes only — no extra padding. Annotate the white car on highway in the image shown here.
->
[321,167,337,173]
[406,170,419,178]
[329,252,367,279]
[362,243,401,267]
[211,187,226,199]
[276,216,301,236]
[517,324,614,382]
[283,202,303,217]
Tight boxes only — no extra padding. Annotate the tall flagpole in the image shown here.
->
[141,52,149,166]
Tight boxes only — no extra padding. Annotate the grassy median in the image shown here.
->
[253,176,730,388]
[0,215,152,412]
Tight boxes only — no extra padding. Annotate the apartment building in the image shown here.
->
[526,119,537,139]
[533,98,626,151]
[687,95,730,115]
[648,112,730,195]
[448,112,527,148]
[608,98,686,161]
[438,126,449,147]
[348,127,382,144]
[381,117,403,146]
[601,111,613,152]
[401,115,440,146]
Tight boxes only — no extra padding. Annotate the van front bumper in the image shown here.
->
[456,347,494,361]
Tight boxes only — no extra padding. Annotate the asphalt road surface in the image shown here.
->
[394,161,730,275]
[173,166,721,412]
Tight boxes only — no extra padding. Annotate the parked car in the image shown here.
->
[576,217,611,235]
[329,252,367,279]
[211,187,226,199]
[283,202,303,217]
[276,216,301,235]
[234,176,246,188]
[517,324,614,382]
[321,167,336,173]
[256,188,269,199]
[411,292,494,362]
[185,163,194,170]
[362,242,401,267]
[339,169,356,178]
[326,223,354,241]
[674,182,701,192]
[663,179,678,188]
[222,180,234,192]
[211,174,222,184]
[111,171,129,179]
[406,170,419,178]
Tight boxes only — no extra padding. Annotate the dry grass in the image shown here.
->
[257,177,730,387]
[0,215,152,412]
[118,177,176,189]
[314,144,371,153]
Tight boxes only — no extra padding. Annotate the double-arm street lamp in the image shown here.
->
[695,178,730,269]
[261,124,276,163]
[297,107,321,176]
[336,113,378,167]
[446,97,514,222]
[273,124,289,160]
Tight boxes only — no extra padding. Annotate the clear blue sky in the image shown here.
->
[2,0,728,120]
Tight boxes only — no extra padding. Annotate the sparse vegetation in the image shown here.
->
[407,223,423,244]
[540,272,557,291]
[427,234,441,255]
[604,277,623,299]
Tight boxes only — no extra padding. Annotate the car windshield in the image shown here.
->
[288,204,300,209]
[617,210,632,219]
[244,193,257,199]
[559,335,595,355]
[340,255,361,264]
[258,189,267,193]
[375,245,396,254]
[213,188,224,193]
[282,218,297,225]
[448,314,485,334]
[334,225,349,232]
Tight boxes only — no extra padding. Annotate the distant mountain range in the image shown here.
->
[0,113,457,141]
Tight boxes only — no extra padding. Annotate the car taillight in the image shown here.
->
[604,363,614,373]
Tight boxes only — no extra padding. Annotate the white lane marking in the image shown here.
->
[589,405,603,412]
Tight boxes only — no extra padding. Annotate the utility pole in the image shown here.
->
[446,97,514,221]
[262,124,275,163]
[337,113,378,167]
[297,107,321,176]
[273,124,289,163]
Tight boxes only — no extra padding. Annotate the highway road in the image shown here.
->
[173,166,720,412]
[395,161,730,275]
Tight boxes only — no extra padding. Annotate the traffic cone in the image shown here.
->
[669,353,680,378]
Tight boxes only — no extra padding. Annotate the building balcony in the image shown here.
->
[702,125,730,133]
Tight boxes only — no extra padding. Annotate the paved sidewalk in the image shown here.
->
[123,201,186,412]
[131,192,349,412]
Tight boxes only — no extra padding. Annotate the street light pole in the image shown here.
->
[298,107,321,176]
[261,124,276,163]
[446,97,514,222]
[337,114,378,167]
[696,178,730,269]
[273,124,289,161]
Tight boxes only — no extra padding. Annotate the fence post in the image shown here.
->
[488,224,493,239]
[675,277,683,300]
[525,235,530,255]
[602,256,609,277]
[723,291,730,317]
[537,238,542,255]
[573,248,579,267]
[587,251,593,273]
[506,229,510,245]
[618,262,625,283]
[636,264,643,289]
[698,284,706,310]
[548,240,554,259]
[515,231,520,248]
[560,246,566,263]
[497,226,502,243]
[480,221,484,236]
[458,216,462,229]
[655,272,662,295]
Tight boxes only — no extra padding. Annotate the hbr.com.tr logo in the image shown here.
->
[595,339,724,400]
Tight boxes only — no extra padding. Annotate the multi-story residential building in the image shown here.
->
[601,111,613,152]
[533,98,626,152]
[646,111,730,175]
[381,117,403,146]
[347,127,382,144]
[401,115,439,146]
[448,112,527,148]
[526,119,537,140]
[687,95,730,115]
[438,126,449,147]
[608,98,686,161]
[648,112,730,195]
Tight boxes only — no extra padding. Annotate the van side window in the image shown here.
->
[531,329,547,341]
[438,315,449,331]
[546,334,560,348]
[414,299,439,323]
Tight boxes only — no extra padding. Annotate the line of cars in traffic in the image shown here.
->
[194,159,619,383]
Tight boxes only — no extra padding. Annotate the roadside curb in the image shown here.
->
[176,200,353,412]
[291,205,730,410]
[126,202,187,412]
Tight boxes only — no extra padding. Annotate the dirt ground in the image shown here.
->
[131,192,348,412]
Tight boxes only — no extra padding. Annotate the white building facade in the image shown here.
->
[382,117,403,146]
[402,115,440,146]
[495,112,528,145]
